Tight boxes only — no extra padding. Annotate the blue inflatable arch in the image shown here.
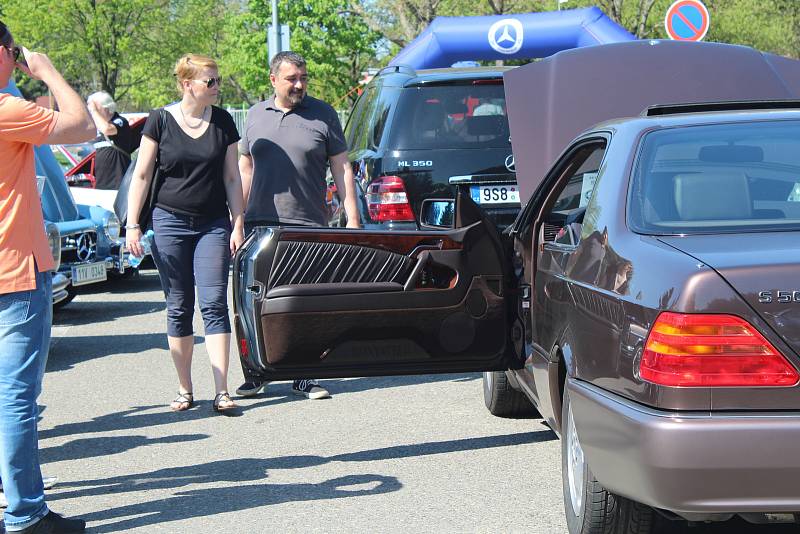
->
[389,7,635,70]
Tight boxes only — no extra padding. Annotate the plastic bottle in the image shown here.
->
[128,229,154,268]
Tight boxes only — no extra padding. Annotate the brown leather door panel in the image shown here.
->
[234,216,518,380]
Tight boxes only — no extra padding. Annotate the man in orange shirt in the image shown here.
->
[0,21,94,534]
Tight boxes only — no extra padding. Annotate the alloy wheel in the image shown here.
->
[566,401,585,517]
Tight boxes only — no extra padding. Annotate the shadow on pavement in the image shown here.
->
[40,374,482,439]
[40,434,208,463]
[39,398,284,441]
[78,474,401,532]
[53,299,164,328]
[47,334,206,372]
[47,431,545,531]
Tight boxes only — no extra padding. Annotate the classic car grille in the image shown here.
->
[60,231,98,265]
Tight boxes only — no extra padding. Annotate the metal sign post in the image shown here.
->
[267,0,290,64]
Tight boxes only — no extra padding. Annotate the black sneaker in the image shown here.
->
[292,379,330,400]
[235,380,267,397]
[16,511,85,533]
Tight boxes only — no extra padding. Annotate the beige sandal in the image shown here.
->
[171,392,193,412]
[213,392,236,412]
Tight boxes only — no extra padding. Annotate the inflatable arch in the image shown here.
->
[389,7,635,70]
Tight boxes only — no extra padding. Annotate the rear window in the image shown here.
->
[629,120,800,234]
[387,82,510,150]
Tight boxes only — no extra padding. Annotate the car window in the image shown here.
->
[370,89,395,149]
[629,120,800,234]
[344,88,371,151]
[542,141,607,246]
[387,82,510,150]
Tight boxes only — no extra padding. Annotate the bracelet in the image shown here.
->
[125,224,140,229]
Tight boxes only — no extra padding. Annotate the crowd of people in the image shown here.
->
[0,17,360,533]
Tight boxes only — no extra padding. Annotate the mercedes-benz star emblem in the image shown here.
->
[76,234,95,262]
[488,18,524,55]
[505,154,516,173]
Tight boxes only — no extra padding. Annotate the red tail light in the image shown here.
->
[640,312,799,387]
[367,176,415,222]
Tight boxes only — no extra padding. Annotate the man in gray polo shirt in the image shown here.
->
[237,51,360,400]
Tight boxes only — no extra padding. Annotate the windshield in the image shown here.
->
[629,120,800,235]
[387,82,510,150]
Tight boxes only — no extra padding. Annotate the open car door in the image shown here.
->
[233,190,521,381]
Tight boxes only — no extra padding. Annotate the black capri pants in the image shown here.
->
[151,206,231,338]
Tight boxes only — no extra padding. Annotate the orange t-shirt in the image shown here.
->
[0,93,58,294]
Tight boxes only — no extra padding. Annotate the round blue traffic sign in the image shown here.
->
[664,0,710,42]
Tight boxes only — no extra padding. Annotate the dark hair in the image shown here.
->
[0,21,11,47]
[270,51,306,76]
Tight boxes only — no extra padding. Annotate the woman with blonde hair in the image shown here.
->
[126,54,244,413]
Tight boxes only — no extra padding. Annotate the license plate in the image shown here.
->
[71,262,107,286]
[470,184,520,205]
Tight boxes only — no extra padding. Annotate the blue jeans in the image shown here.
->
[0,270,52,531]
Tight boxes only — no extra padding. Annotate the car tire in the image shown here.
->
[482,370,539,418]
[53,284,77,311]
[561,388,656,534]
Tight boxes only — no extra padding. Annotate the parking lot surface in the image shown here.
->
[40,272,796,533]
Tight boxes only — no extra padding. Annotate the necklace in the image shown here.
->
[179,104,207,129]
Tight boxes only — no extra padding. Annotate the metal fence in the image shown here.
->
[225,107,249,136]
[224,106,350,137]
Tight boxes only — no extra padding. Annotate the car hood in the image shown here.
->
[658,232,800,357]
[504,40,800,202]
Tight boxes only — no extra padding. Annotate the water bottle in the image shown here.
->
[128,229,154,268]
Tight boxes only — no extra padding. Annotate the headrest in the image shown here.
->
[674,172,752,221]
[417,101,446,132]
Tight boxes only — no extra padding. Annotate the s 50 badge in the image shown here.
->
[759,290,800,304]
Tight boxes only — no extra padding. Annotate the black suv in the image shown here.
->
[330,66,519,229]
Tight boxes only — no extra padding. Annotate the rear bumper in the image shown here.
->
[568,379,800,516]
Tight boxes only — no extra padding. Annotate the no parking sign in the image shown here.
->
[664,0,710,42]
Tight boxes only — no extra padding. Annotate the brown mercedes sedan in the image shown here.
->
[233,41,800,533]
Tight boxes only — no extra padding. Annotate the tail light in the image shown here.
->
[367,176,415,222]
[640,312,799,387]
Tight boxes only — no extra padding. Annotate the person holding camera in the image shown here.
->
[0,20,94,533]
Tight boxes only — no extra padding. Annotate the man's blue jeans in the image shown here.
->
[0,270,52,530]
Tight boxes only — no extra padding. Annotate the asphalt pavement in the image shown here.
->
[37,271,797,533]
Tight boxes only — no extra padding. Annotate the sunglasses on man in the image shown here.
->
[194,76,222,89]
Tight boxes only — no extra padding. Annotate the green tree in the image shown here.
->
[224,0,382,107]
[2,0,228,109]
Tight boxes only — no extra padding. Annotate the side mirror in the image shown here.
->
[420,199,455,229]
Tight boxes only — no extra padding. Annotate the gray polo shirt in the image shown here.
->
[240,95,347,226]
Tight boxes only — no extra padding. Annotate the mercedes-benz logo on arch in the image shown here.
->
[505,154,516,173]
[76,233,95,262]
[488,18,523,55]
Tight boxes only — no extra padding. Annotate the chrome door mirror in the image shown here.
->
[420,199,455,229]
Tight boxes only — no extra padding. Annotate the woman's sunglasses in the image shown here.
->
[194,76,222,89]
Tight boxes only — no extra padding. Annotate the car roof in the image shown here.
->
[374,65,514,87]
[504,40,800,202]
[589,107,800,136]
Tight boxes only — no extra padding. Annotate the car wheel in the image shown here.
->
[482,370,539,418]
[561,388,656,534]
[53,284,77,311]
